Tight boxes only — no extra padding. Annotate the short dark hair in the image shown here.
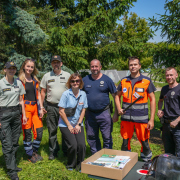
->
[128,56,141,65]
[66,73,84,89]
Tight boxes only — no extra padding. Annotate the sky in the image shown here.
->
[126,0,167,43]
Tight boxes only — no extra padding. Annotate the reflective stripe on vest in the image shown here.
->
[121,114,149,121]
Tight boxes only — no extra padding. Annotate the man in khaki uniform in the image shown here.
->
[40,55,70,159]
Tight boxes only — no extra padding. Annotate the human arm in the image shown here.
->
[170,116,180,128]
[38,87,44,118]
[147,92,156,130]
[59,107,74,133]
[40,88,47,114]
[112,92,119,123]
[19,95,27,125]
[157,99,164,118]
[74,108,86,134]
[114,91,125,119]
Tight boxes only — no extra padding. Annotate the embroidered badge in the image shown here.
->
[100,81,104,84]
[171,91,175,96]
[10,62,14,65]
[54,56,57,58]
[48,79,55,83]
[123,88,127,93]
[3,88,11,92]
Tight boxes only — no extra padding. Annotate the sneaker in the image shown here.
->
[33,152,43,161]
[49,153,55,160]
[67,168,73,171]
[10,173,19,180]
[49,152,58,160]
[15,167,22,172]
[28,154,38,163]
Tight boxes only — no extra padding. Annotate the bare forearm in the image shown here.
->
[158,100,163,110]
[78,109,86,124]
[19,96,26,117]
[59,109,71,126]
[40,89,46,105]
[150,99,156,121]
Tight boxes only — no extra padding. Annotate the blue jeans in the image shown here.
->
[162,123,180,157]
[85,109,113,154]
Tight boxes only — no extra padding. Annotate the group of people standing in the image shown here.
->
[0,55,180,180]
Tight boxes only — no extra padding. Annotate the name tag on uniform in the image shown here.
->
[100,85,104,87]
[48,79,55,83]
[135,88,144,92]
[60,77,65,79]
[3,88,11,92]
[86,85,91,88]
[14,86,19,88]
[79,102,84,105]
[60,82,66,83]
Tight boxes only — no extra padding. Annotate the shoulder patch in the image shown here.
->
[123,88,127,93]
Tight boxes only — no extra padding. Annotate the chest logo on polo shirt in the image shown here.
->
[123,88,127,93]
[171,91,175,96]
[86,85,91,88]
[60,77,65,79]
[3,88,11,92]
[48,79,55,83]
[100,81,104,84]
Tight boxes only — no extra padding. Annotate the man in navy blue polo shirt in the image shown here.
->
[158,67,180,157]
[83,59,117,154]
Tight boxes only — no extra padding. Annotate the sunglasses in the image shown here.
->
[71,79,80,83]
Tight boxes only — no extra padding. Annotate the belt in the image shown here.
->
[164,119,173,123]
[47,101,59,108]
[0,105,20,112]
[25,101,36,105]
[88,104,110,113]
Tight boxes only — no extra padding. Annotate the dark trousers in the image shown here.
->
[46,105,67,155]
[85,109,113,155]
[162,123,180,157]
[60,127,86,170]
[0,110,21,176]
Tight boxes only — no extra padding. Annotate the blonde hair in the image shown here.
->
[19,59,40,84]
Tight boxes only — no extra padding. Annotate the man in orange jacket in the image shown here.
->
[115,56,156,161]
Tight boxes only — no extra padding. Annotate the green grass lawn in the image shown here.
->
[0,91,164,180]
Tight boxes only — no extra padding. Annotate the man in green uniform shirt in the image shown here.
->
[40,55,70,159]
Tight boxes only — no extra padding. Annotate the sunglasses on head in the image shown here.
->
[26,58,35,62]
[71,79,80,83]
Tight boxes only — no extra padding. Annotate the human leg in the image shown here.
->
[75,127,86,170]
[120,121,134,151]
[135,122,152,161]
[98,110,113,149]
[46,106,60,157]
[0,111,21,177]
[60,127,77,169]
[85,110,101,154]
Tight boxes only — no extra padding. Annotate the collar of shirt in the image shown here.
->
[69,88,82,99]
[3,77,17,86]
[126,73,143,82]
[50,70,64,77]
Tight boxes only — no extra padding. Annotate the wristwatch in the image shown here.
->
[78,123,81,126]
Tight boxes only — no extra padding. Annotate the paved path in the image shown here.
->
[155,87,162,92]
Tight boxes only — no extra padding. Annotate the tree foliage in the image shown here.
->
[0,0,137,74]
[149,0,180,44]
[97,13,154,70]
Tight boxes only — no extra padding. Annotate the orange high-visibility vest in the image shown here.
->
[121,74,151,123]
